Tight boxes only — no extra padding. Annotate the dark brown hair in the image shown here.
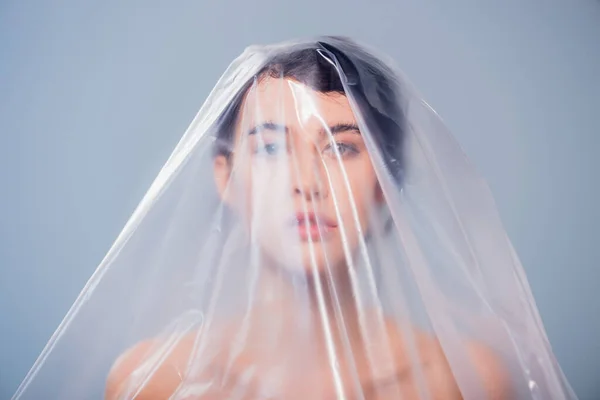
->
[213,36,406,184]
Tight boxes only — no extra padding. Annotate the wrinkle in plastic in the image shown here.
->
[13,37,576,399]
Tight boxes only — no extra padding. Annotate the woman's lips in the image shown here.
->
[291,212,337,241]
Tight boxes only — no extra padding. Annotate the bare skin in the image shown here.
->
[105,77,512,399]
[105,317,509,399]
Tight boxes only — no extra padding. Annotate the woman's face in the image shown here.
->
[214,77,382,275]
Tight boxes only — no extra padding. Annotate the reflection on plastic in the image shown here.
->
[12,36,577,399]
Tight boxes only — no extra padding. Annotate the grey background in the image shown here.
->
[0,0,598,398]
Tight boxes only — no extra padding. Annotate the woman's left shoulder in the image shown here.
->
[381,318,512,399]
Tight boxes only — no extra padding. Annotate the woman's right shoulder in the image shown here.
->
[104,335,197,400]
[104,321,239,400]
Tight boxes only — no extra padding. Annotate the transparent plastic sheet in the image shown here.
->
[13,36,576,399]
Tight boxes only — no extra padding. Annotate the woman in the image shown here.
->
[105,41,509,399]
[13,37,575,400]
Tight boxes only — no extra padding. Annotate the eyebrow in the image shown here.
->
[246,121,288,136]
[246,121,360,136]
[325,123,361,136]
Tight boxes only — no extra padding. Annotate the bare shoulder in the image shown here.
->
[104,330,217,400]
[104,320,243,400]
[382,319,512,399]
[460,340,512,399]
[104,338,185,400]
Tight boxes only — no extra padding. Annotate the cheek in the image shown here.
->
[235,161,293,227]
[250,161,290,200]
[329,164,378,223]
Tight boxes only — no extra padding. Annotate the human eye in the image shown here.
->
[322,142,360,159]
[254,141,285,157]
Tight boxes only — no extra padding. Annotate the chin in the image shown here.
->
[298,249,343,276]
[264,239,344,276]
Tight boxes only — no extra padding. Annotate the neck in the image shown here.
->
[247,261,365,352]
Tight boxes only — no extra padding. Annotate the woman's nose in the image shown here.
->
[291,146,328,201]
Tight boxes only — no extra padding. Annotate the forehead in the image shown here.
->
[238,77,357,129]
